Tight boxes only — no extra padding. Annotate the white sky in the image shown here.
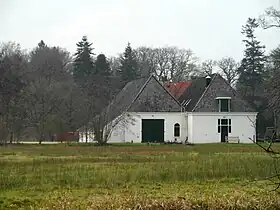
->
[1,0,280,61]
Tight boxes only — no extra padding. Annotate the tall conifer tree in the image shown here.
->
[237,18,266,97]
[119,43,139,82]
[73,36,95,83]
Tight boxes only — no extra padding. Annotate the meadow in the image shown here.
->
[0,143,280,209]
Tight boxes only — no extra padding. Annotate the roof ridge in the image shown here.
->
[125,75,153,112]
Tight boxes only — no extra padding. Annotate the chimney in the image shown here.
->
[162,76,170,87]
[191,75,197,80]
[161,76,168,82]
[206,75,211,87]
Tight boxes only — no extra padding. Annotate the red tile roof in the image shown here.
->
[165,81,192,98]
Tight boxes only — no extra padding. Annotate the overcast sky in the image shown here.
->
[1,0,280,61]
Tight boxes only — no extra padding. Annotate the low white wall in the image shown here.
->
[107,116,125,143]
[188,112,257,144]
[79,132,95,143]
[103,111,258,144]
[107,112,186,143]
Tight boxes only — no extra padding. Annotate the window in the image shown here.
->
[220,99,229,112]
[221,119,228,125]
[218,119,231,133]
[216,97,231,112]
[174,123,180,137]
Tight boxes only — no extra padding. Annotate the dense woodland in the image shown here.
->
[0,6,279,144]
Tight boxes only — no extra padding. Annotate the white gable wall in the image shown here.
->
[104,111,258,144]
[231,114,257,143]
[107,112,186,143]
[188,112,257,144]
[107,115,126,143]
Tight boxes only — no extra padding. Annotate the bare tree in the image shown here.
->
[0,42,27,144]
[93,110,136,145]
[58,82,84,131]
[0,42,24,57]
[79,75,125,144]
[23,79,64,142]
[24,42,72,143]
[134,46,199,81]
[108,56,121,76]
[134,46,157,77]
[251,137,280,192]
[247,115,280,192]
[200,59,216,76]
[167,47,198,82]
[259,6,280,29]
[217,57,240,86]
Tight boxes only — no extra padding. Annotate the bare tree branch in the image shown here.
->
[217,57,240,86]
[259,6,280,29]
[134,46,199,82]
[248,115,280,192]
[200,60,216,76]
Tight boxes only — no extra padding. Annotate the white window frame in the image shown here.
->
[216,97,231,112]
[174,123,180,137]
[218,118,232,133]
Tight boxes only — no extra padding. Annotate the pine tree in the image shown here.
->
[38,40,46,48]
[73,36,95,83]
[94,54,111,76]
[119,43,138,82]
[237,18,266,97]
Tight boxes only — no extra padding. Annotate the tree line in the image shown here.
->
[0,6,279,144]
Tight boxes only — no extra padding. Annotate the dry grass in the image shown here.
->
[0,143,279,209]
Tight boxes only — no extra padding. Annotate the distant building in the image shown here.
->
[79,74,257,144]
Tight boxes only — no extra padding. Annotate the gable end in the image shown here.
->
[193,74,255,112]
[128,75,182,112]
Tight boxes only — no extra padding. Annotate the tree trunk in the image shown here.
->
[85,126,88,143]
[39,133,44,144]
[274,111,279,136]
[9,131,13,144]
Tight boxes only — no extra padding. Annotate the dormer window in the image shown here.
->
[216,97,231,112]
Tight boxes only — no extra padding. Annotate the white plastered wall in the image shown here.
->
[107,112,187,143]
[187,112,257,144]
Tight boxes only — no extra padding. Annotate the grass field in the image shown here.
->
[0,143,280,209]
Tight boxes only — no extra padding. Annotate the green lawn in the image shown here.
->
[0,143,280,209]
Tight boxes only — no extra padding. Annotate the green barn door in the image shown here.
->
[141,119,164,143]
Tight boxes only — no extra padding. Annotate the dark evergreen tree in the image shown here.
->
[267,47,280,119]
[94,54,111,76]
[237,18,266,97]
[73,36,95,83]
[38,40,46,48]
[270,47,280,71]
[119,43,139,82]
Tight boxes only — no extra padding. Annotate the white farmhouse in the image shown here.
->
[80,73,257,144]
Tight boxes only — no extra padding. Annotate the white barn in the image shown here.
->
[80,74,257,144]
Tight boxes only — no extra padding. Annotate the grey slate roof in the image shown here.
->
[177,73,255,112]
[104,76,149,122]
[178,74,217,111]
[104,75,182,123]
